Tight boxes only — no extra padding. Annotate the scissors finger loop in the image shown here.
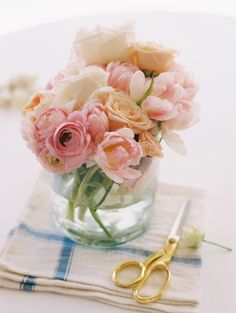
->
[133,261,171,304]
[112,260,145,288]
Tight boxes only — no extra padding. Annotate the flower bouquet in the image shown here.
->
[21,24,199,246]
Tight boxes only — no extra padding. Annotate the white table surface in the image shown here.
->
[0,11,236,313]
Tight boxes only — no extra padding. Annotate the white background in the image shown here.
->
[1,0,236,36]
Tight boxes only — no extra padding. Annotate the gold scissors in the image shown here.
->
[112,200,191,304]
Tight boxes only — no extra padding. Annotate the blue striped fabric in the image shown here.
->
[53,239,76,280]
[10,221,201,292]
[20,276,36,291]
[17,223,202,266]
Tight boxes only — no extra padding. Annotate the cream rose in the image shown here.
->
[131,42,175,73]
[52,66,108,110]
[105,92,153,133]
[71,24,134,65]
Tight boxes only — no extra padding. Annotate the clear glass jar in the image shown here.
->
[52,157,159,247]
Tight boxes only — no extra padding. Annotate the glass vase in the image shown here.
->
[52,157,159,247]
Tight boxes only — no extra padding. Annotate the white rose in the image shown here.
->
[89,86,114,104]
[52,66,108,110]
[71,23,134,65]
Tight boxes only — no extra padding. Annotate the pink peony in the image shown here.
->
[141,64,199,130]
[107,62,138,94]
[142,96,177,121]
[162,100,200,130]
[152,65,198,103]
[82,101,109,146]
[45,111,91,173]
[95,128,142,184]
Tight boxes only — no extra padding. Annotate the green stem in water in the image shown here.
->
[74,165,112,238]
[94,181,114,211]
[88,205,112,238]
[203,239,232,251]
[67,199,74,221]
[137,74,155,106]
[75,165,99,215]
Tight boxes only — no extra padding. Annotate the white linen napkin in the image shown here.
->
[0,171,205,313]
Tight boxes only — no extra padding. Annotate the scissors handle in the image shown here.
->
[112,260,145,288]
[133,261,171,304]
[112,249,166,289]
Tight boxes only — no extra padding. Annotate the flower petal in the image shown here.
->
[130,70,146,101]
[162,128,187,155]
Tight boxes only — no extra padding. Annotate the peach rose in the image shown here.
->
[139,131,163,157]
[105,92,153,133]
[95,128,142,184]
[131,42,175,73]
[22,91,54,117]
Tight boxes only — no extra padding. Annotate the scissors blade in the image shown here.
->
[168,200,191,238]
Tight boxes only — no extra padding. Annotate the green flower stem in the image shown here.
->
[137,75,155,106]
[88,205,112,238]
[203,239,232,251]
[67,199,74,221]
[68,165,113,238]
[74,165,99,220]
[94,181,114,211]
[78,205,87,220]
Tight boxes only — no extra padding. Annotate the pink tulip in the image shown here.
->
[95,128,142,184]
[107,62,138,93]
[142,96,177,121]
[82,101,109,146]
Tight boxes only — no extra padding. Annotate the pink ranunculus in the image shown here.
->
[107,62,138,93]
[82,101,109,145]
[142,96,178,121]
[95,128,143,184]
[35,108,68,141]
[38,148,66,173]
[21,116,44,154]
[46,111,91,173]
